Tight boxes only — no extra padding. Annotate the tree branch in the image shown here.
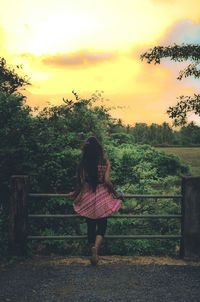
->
[167,94,200,126]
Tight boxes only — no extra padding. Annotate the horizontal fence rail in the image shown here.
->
[8,175,200,259]
[28,235,182,240]
[29,193,182,199]
[28,214,182,219]
[28,193,182,241]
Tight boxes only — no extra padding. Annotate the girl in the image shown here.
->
[68,136,122,265]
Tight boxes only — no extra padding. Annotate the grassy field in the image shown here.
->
[156,147,200,176]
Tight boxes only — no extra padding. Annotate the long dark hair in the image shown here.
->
[77,136,105,192]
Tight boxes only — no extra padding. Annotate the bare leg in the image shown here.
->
[90,218,107,266]
[95,235,103,253]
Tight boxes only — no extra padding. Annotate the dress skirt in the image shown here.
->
[73,183,121,219]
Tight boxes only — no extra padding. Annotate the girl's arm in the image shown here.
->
[104,160,115,193]
[66,192,75,200]
[66,191,82,203]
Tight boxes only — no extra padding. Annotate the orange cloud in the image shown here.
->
[42,50,117,68]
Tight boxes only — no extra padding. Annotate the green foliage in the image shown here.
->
[0,64,193,258]
[106,144,187,191]
[112,122,200,146]
[157,147,200,176]
[0,208,9,257]
[0,57,30,95]
[0,91,33,206]
[26,142,185,257]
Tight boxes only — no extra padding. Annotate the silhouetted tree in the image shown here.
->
[0,57,30,94]
[141,44,200,125]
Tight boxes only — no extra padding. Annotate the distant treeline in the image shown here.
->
[111,121,200,146]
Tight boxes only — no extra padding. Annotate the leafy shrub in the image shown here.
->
[0,92,188,258]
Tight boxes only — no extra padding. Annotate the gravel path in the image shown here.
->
[0,256,200,302]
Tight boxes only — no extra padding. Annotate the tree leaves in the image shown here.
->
[0,57,30,95]
[167,94,200,126]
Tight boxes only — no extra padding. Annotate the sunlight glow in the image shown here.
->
[1,0,200,124]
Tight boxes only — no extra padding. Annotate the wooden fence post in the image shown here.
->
[180,176,200,259]
[9,175,29,256]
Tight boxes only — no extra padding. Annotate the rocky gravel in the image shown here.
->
[0,256,200,302]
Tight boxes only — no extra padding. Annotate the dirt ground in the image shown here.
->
[0,255,200,302]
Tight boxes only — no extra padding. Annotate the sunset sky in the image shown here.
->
[1,0,200,125]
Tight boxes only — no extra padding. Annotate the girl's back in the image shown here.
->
[69,136,122,265]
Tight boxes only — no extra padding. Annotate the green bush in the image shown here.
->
[0,92,188,258]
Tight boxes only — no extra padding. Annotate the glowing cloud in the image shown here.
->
[42,50,117,68]
[1,0,200,124]
[161,19,200,45]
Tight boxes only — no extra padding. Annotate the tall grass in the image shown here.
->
[157,147,200,176]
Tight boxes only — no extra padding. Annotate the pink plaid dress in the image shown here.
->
[73,165,121,219]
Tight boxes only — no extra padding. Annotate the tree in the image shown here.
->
[133,123,149,143]
[0,57,30,94]
[140,44,200,125]
[0,57,31,207]
[0,92,33,198]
